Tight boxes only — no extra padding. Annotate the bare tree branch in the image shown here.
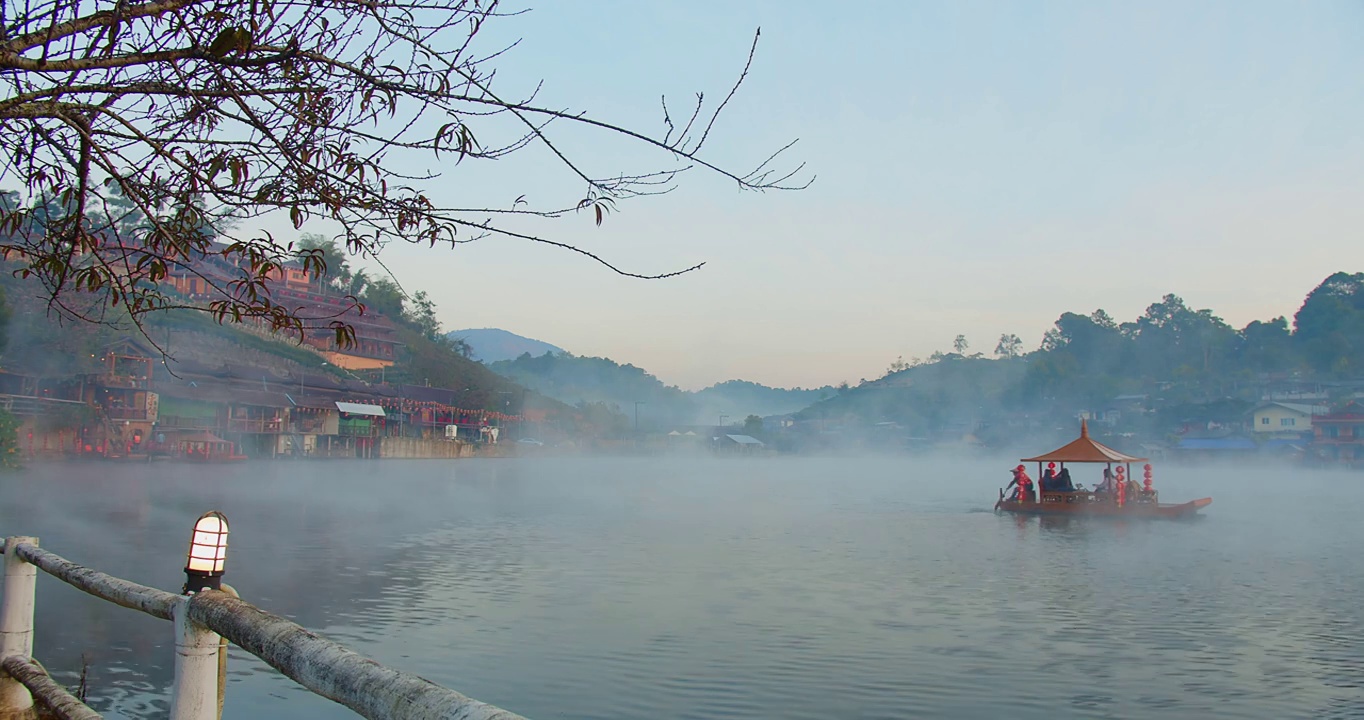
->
[0,0,808,349]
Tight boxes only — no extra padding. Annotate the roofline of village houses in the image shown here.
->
[0,331,530,460]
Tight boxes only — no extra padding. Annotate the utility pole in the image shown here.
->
[719,414,728,430]
[634,401,645,432]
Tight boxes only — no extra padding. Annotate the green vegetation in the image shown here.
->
[146,311,336,372]
[0,407,20,469]
[1020,272,1364,406]
[489,352,834,426]
[490,353,694,425]
[1293,272,1364,375]
[297,235,471,357]
[802,355,1028,440]
[801,272,1364,444]
[694,380,836,420]
[0,244,542,417]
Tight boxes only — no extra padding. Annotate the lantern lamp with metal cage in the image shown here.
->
[183,511,229,594]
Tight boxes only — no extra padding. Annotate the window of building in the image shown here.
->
[1260,417,1269,425]
[1281,417,1296,427]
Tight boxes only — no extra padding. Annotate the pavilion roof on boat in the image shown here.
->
[1021,420,1147,464]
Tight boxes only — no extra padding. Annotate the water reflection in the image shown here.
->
[1,457,1362,719]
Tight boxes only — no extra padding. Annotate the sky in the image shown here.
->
[278,0,1364,390]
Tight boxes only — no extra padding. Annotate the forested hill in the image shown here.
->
[446,328,566,363]
[796,271,1364,447]
[1016,271,1364,405]
[694,380,836,421]
[487,352,835,427]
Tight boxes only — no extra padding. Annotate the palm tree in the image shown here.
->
[346,269,369,298]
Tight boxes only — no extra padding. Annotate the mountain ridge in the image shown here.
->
[487,351,835,425]
[447,327,566,363]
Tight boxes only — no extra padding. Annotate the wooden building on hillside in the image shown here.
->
[1312,402,1364,469]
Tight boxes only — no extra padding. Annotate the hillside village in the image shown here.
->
[0,247,1361,469]
[0,241,593,463]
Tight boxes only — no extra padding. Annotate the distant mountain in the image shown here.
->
[489,352,693,423]
[488,352,835,426]
[695,380,836,420]
[446,328,565,363]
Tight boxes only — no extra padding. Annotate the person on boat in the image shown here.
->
[1039,467,1056,492]
[1056,467,1077,492]
[1005,467,1023,499]
[1006,465,1034,501]
[1095,468,1115,494]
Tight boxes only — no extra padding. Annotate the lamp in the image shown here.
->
[183,511,229,594]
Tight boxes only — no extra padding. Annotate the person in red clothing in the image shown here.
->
[1006,465,1034,502]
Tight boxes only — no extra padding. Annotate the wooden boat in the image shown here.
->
[175,431,249,463]
[995,420,1211,519]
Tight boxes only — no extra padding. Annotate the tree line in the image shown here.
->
[815,272,1364,439]
[1015,272,1363,408]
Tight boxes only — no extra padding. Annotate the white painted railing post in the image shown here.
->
[0,537,38,719]
[169,597,220,720]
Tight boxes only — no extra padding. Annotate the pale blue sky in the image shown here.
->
[289,1,1364,389]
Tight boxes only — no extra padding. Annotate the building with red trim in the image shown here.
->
[1312,402,1364,468]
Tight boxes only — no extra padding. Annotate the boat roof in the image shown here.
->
[1021,420,1148,464]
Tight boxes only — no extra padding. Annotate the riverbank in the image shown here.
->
[10,435,520,463]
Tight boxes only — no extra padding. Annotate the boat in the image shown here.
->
[994,420,1211,519]
[173,430,250,463]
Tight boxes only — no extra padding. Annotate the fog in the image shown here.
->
[2,455,1360,719]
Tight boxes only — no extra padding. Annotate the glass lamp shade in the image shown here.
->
[185,511,229,576]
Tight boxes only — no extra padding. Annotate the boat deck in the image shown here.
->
[997,493,1211,518]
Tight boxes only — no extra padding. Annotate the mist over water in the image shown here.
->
[1,456,1361,719]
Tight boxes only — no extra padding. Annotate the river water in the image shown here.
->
[1,456,1361,719]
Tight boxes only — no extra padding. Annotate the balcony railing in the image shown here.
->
[294,420,328,434]
[157,415,219,430]
[0,395,87,418]
[104,406,149,421]
[227,417,285,433]
[98,375,149,390]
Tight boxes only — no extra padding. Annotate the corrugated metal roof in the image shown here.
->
[335,401,385,417]
[725,434,764,445]
[157,383,294,409]
[1254,402,1328,416]
[289,394,339,409]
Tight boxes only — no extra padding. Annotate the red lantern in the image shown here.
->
[1115,467,1126,507]
[1143,464,1153,494]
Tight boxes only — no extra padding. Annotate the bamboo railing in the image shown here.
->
[0,537,528,720]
